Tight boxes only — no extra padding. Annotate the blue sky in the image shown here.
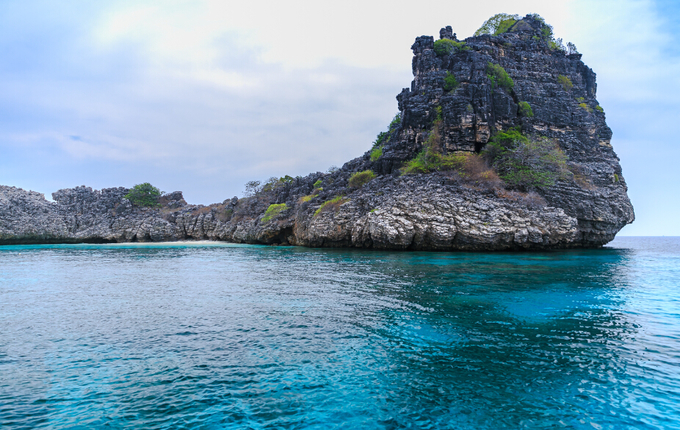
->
[0,0,678,236]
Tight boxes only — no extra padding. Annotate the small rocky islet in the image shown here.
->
[0,15,634,250]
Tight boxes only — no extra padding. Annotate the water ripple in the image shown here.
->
[0,238,679,429]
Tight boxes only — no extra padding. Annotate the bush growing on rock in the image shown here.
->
[518,101,534,117]
[483,129,569,190]
[261,203,288,223]
[125,183,161,207]
[261,177,281,192]
[402,149,500,189]
[300,186,323,203]
[567,42,579,55]
[372,113,402,148]
[558,75,573,91]
[314,196,349,217]
[487,63,514,91]
[348,170,376,188]
[433,39,468,57]
[474,13,520,36]
[262,176,294,192]
[443,71,459,92]
[370,146,383,161]
[389,113,402,129]
[243,180,262,197]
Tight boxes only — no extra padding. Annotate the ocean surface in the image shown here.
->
[0,237,678,429]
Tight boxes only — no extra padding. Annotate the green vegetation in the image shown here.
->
[402,150,466,175]
[261,203,288,223]
[125,183,161,207]
[595,105,604,112]
[402,150,501,189]
[373,113,402,148]
[262,175,294,192]
[483,128,569,189]
[245,175,294,196]
[466,104,474,113]
[348,170,376,188]
[474,13,520,36]
[443,71,459,92]
[300,185,323,203]
[475,13,573,54]
[399,106,501,188]
[614,173,620,183]
[370,146,383,161]
[487,63,514,91]
[578,102,593,113]
[374,132,389,147]
[433,39,468,57]
[313,179,322,188]
[518,101,534,117]
[557,75,573,91]
[389,113,401,129]
[243,180,261,197]
[401,109,499,186]
[567,42,579,55]
[527,14,568,52]
[314,196,349,217]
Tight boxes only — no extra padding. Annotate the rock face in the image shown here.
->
[0,16,634,250]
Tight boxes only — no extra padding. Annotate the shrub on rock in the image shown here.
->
[261,203,288,223]
[518,101,534,117]
[474,13,520,36]
[125,183,161,207]
[483,129,569,190]
[443,71,459,92]
[349,170,376,188]
[433,39,467,57]
[487,63,514,91]
[370,146,383,161]
[314,196,349,217]
[557,75,573,91]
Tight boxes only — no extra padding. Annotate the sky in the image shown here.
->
[0,0,678,236]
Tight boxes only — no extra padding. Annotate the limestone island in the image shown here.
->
[0,15,634,250]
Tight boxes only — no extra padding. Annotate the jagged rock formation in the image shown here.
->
[0,16,634,250]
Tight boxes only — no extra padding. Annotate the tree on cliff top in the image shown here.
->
[474,13,520,36]
[125,183,161,207]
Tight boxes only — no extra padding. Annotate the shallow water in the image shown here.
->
[0,237,679,429]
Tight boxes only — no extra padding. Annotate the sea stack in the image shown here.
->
[0,15,634,249]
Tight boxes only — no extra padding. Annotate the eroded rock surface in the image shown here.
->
[0,16,633,250]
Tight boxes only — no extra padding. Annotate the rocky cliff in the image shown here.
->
[0,16,634,250]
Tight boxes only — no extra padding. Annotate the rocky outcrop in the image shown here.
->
[0,15,634,250]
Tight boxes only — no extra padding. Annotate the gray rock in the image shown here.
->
[0,16,633,250]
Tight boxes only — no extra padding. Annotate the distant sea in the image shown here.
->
[1,237,678,429]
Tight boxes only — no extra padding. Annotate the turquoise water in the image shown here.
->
[0,237,679,429]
